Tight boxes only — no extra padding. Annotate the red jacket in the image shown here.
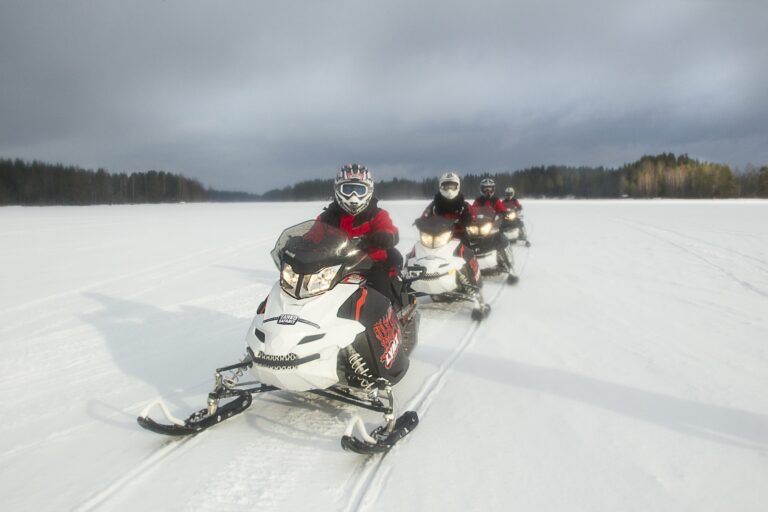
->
[317,198,398,262]
[472,196,507,215]
[503,198,522,210]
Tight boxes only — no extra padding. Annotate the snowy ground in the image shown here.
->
[1,200,767,511]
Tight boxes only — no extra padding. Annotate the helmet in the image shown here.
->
[480,178,495,198]
[334,163,373,215]
[504,186,515,199]
[439,172,461,200]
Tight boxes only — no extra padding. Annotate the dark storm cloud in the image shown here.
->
[1,0,767,192]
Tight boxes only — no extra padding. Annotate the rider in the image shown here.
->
[317,163,403,305]
[471,178,513,272]
[422,172,474,246]
[503,186,530,246]
[502,186,522,211]
[420,172,481,287]
[472,178,508,214]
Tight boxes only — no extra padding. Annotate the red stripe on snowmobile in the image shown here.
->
[355,288,368,321]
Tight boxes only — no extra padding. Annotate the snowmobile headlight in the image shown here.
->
[479,222,493,236]
[301,264,342,297]
[467,225,479,236]
[420,232,434,247]
[280,263,300,294]
[506,211,517,221]
[431,230,452,248]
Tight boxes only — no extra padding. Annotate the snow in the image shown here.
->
[1,200,767,511]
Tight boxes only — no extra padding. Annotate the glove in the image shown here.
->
[369,231,395,249]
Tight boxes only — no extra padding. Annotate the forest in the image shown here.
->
[0,158,257,205]
[261,154,768,201]
[2,154,767,205]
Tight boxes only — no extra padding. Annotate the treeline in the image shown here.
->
[3,154,767,206]
[260,177,436,201]
[260,154,768,200]
[0,158,258,205]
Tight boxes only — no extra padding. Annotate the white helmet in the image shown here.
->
[505,186,515,199]
[439,172,461,200]
[334,163,373,215]
[480,178,495,198]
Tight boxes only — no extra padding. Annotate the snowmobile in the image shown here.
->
[500,208,530,247]
[404,216,490,320]
[467,207,518,285]
[137,220,420,455]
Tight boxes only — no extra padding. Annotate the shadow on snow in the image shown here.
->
[415,344,768,451]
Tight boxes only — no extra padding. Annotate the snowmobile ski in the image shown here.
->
[341,410,419,454]
[137,390,254,436]
[471,303,491,321]
[137,356,279,437]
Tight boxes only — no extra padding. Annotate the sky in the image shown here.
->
[1,0,766,193]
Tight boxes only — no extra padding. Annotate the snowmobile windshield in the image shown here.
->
[467,207,499,237]
[414,215,455,236]
[472,206,498,224]
[415,216,455,249]
[271,220,370,275]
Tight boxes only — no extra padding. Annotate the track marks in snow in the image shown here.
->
[181,394,347,511]
[624,221,768,299]
[74,434,200,512]
[641,223,768,276]
[0,237,273,342]
[0,246,217,316]
[344,281,510,512]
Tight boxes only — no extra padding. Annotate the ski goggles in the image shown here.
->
[481,186,494,194]
[440,182,459,192]
[338,182,371,198]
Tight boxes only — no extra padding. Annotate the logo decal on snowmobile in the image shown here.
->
[374,308,401,369]
[342,274,366,284]
[264,315,321,328]
[277,314,299,325]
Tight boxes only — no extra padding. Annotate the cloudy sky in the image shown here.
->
[1,0,766,192]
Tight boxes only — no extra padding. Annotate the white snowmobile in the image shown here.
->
[500,208,530,247]
[467,207,518,285]
[405,216,490,320]
[138,220,420,455]
[500,208,522,243]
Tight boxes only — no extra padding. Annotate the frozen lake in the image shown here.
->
[1,200,767,511]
